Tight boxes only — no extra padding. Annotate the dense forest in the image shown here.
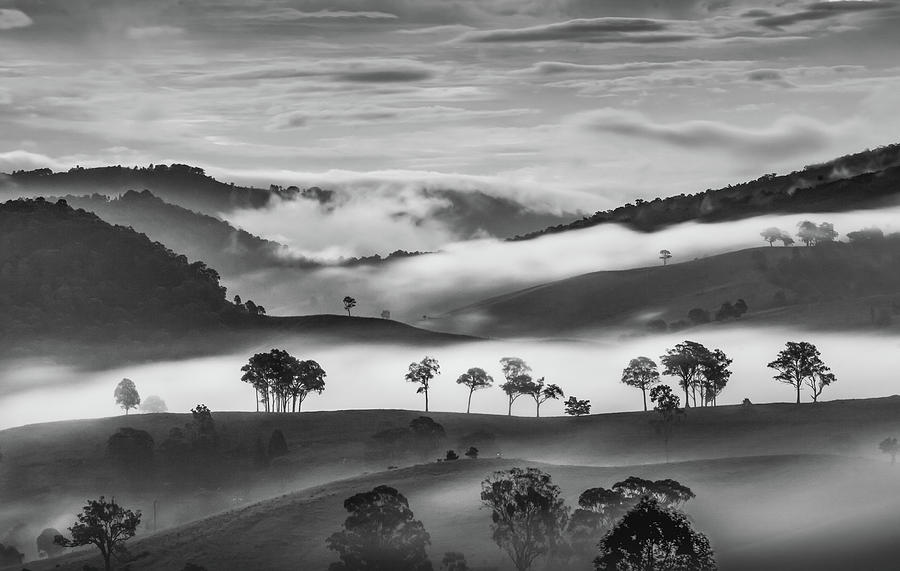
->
[513,144,900,239]
[0,198,244,345]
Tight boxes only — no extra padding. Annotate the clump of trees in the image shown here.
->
[650,385,682,462]
[326,485,432,570]
[879,437,898,464]
[760,227,795,247]
[114,378,140,414]
[767,341,836,403]
[797,220,838,246]
[499,357,533,416]
[240,348,326,412]
[660,341,732,407]
[54,496,142,571]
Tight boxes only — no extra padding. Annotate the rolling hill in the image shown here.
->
[3,397,900,569]
[0,197,469,366]
[513,143,900,240]
[428,241,900,338]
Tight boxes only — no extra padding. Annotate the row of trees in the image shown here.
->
[761,221,895,247]
[405,356,566,417]
[326,468,713,571]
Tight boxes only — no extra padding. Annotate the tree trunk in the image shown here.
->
[424,388,429,412]
[467,390,473,414]
[536,400,541,418]
[642,388,647,412]
[796,383,801,404]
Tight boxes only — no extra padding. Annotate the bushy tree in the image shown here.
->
[406,356,441,412]
[760,227,788,246]
[527,377,563,418]
[879,437,898,464]
[114,378,140,414]
[480,467,569,571]
[660,342,731,407]
[621,357,660,411]
[659,250,672,265]
[445,450,459,461]
[107,427,155,476]
[797,220,838,246]
[499,357,534,416]
[326,485,432,571]
[55,496,142,571]
[456,367,493,413]
[139,395,167,413]
[611,477,695,509]
[464,446,479,459]
[564,396,591,416]
[687,308,710,325]
[409,416,446,456]
[593,498,716,570]
[343,296,357,316]
[767,341,835,404]
[568,487,629,565]
[847,227,884,243]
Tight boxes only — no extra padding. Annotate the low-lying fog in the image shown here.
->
[223,205,900,320]
[2,327,899,429]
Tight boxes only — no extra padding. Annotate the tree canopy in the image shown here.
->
[326,485,433,571]
[456,367,493,413]
[621,357,660,411]
[240,349,326,412]
[114,378,140,414]
[406,356,441,412]
[767,341,835,404]
[55,496,142,571]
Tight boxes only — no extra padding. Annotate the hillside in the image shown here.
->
[514,143,900,240]
[4,398,900,569]
[429,241,900,338]
[0,198,469,365]
[0,164,580,242]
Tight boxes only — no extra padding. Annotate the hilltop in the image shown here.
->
[513,143,900,240]
[430,241,900,338]
[3,397,900,569]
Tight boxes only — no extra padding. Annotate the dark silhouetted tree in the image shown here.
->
[326,485,432,571]
[879,437,898,465]
[456,367,493,413]
[107,427,154,477]
[114,378,140,414]
[621,357,660,412]
[406,356,441,412]
[714,302,736,321]
[593,497,716,571]
[480,467,569,571]
[55,496,142,571]
[659,250,672,266]
[847,227,884,243]
[499,357,533,416]
[37,527,66,558]
[140,394,167,413]
[767,341,834,404]
[464,446,479,459]
[409,416,446,456]
[564,396,591,416]
[661,342,731,408]
[268,429,288,458]
[733,298,748,317]
[527,377,563,418]
[342,296,357,316]
[445,450,459,461]
[611,477,695,509]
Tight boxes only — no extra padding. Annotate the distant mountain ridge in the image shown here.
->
[513,143,900,240]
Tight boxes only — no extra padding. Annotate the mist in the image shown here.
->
[3,327,898,431]
[223,204,900,320]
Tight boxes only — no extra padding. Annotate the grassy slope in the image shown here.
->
[430,245,900,338]
[4,397,900,569]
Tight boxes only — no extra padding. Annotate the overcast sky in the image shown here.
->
[2,0,899,209]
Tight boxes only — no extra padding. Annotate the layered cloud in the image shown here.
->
[0,8,32,30]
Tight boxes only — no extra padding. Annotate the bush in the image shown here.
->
[268,429,288,458]
[445,450,459,461]
[464,446,479,459]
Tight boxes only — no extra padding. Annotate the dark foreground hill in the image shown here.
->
[431,241,900,338]
[4,397,900,569]
[0,198,468,365]
[514,143,900,240]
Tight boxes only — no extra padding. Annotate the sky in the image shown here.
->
[2,0,900,211]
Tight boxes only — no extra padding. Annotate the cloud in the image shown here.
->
[0,8,32,30]
[335,69,433,83]
[746,68,795,87]
[190,58,439,85]
[576,109,839,159]
[0,150,68,173]
[753,1,895,28]
[267,105,536,130]
[516,59,746,76]
[457,17,697,44]
[126,25,185,40]
[251,8,398,21]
